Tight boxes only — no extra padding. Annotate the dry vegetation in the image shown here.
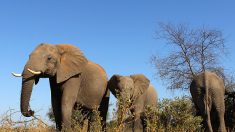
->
[0,96,204,132]
[0,109,52,132]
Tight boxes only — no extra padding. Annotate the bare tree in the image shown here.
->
[151,23,226,90]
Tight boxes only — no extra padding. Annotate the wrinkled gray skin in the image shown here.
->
[190,71,226,132]
[19,44,109,131]
[108,74,157,132]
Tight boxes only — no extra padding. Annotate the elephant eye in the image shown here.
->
[47,55,52,60]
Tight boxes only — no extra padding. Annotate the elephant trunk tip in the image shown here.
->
[21,109,34,117]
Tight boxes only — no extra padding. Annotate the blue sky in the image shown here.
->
[0,1,234,122]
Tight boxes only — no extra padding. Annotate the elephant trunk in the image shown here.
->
[20,64,36,117]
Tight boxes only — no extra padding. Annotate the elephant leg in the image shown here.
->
[140,114,147,132]
[76,106,91,130]
[133,113,144,132]
[51,90,62,130]
[218,112,226,132]
[197,97,213,132]
[123,116,135,132]
[132,100,145,132]
[205,105,213,132]
[213,99,226,132]
[98,89,110,131]
[50,78,62,131]
[196,93,213,132]
[61,78,80,131]
[194,102,201,116]
[61,93,77,131]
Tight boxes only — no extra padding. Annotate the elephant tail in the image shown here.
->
[203,72,209,117]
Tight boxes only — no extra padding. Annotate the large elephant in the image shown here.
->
[190,71,226,132]
[107,74,157,132]
[12,44,110,131]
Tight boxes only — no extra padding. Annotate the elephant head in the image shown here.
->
[13,44,88,117]
[107,74,150,106]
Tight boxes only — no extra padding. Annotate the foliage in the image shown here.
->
[106,93,133,132]
[224,75,235,131]
[224,74,235,131]
[107,96,202,132]
[0,97,205,132]
[225,74,235,93]
[156,96,202,131]
[89,107,102,132]
[225,95,235,131]
[144,105,159,131]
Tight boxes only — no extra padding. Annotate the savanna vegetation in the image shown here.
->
[0,96,203,132]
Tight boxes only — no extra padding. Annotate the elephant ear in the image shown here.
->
[130,74,150,97]
[107,74,121,98]
[56,44,88,83]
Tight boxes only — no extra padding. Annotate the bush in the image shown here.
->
[107,96,202,132]
[225,94,235,131]
[156,96,202,131]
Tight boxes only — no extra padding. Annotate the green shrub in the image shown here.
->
[107,96,202,132]
[156,96,202,131]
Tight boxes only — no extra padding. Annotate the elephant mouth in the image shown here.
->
[28,71,53,85]
[27,68,54,80]
[26,68,42,85]
[35,77,40,85]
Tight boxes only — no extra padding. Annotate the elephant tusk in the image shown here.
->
[11,72,22,77]
[27,68,41,75]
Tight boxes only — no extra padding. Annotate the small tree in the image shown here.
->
[151,23,226,90]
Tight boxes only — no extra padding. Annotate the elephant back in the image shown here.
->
[191,71,225,93]
[145,85,158,107]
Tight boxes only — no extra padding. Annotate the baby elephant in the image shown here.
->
[108,74,157,131]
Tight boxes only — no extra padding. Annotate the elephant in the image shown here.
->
[12,43,110,131]
[190,71,226,132]
[107,74,158,132]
